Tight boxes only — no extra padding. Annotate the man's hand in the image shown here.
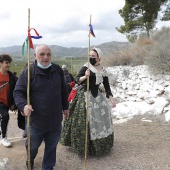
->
[23,105,34,116]
[63,110,69,119]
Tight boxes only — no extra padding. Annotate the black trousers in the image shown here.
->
[0,103,9,138]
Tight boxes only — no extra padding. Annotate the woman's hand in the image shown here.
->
[79,69,90,83]
[85,69,90,78]
[109,96,116,108]
[63,110,69,119]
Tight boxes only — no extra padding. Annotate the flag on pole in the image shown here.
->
[22,38,28,56]
[22,28,42,56]
[89,24,95,37]
[28,28,42,49]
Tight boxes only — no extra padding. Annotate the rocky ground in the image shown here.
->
[1,112,170,170]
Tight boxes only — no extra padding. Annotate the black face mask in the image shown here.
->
[90,58,97,65]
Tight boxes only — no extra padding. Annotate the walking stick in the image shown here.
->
[84,14,95,170]
[27,8,31,170]
[21,9,42,170]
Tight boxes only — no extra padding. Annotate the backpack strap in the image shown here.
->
[30,63,34,81]
[52,63,65,87]
[52,63,63,77]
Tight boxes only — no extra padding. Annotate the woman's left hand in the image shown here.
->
[109,97,116,108]
[63,110,69,119]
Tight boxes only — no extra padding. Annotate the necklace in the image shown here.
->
[94,64,100,66]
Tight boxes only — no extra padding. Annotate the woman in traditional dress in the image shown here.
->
[60,47,116,156]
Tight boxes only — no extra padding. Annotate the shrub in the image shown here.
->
[144,27,170,74]
[103,26,170,73]
[102,45,133,67]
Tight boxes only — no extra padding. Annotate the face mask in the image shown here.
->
[90,58,97,65]
[37,62,52,69]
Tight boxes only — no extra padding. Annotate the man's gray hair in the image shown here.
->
[35,44,51,54]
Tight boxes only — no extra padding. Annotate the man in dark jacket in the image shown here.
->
[13,44,69,170]
[0,54,16,147]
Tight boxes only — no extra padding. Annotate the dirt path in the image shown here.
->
[1,112,170,170]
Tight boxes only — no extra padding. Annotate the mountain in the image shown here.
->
[0,41,129,59]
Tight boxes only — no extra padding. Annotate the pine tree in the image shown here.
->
[117,0,168,42]
[161,1,170,21]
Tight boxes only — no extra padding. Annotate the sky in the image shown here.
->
[0,0,170,48]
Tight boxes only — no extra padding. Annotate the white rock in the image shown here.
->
[0,158,9,170]
[108,65,170,123]
[163,82,170,87]
[164,86,170,94]
[153,97,169,115]
[165,110,170,122]
[163,75,170,81]
[122,82,127,90]
[146,98,155,104]
[141,118,152,123]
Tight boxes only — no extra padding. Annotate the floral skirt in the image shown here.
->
[60,88,114,156]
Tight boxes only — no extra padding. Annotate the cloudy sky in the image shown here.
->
[0,0,169,48]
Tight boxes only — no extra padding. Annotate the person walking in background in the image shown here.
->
[62,65,74,94]
[60,47,116,156]
[12,71,18,82]
[0,54,16,147]
[13,44,69,170]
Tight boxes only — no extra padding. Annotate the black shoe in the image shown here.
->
[26,159,34,170]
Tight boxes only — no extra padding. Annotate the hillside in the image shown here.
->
[0,41,129,60]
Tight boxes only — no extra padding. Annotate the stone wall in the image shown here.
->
[106,65,170,122]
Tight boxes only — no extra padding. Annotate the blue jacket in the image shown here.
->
[13,62,69,130]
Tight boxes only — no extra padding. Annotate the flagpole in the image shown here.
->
[84,14,92,170]
[27,8,31,170]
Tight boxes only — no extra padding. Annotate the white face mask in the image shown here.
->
[37,62,52,69]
